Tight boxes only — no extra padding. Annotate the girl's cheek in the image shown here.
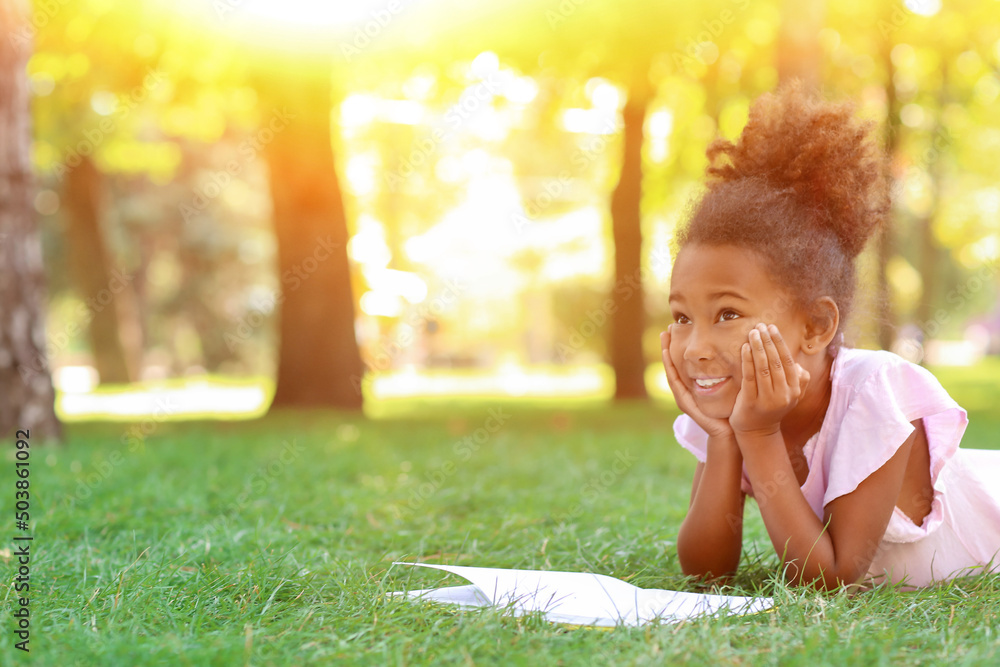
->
[668,336,685,370]
[721,343,740,369]
[727,322,761,365]
[739,322,761,339]
[669,345,683,369]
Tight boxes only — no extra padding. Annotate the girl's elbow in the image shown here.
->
[678,549,740,581]
[783,559,867,591]
[682,565,738,584]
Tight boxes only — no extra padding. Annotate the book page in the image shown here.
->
[390,562,773,627]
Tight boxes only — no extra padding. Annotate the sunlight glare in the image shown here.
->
[562,108,618,134]
[53,366,99,393]
[230,0,394,29]
[904,0,941,17]
[348,216,392,268]
[57,380,269,420]
[362,268,429,304]
[360,291,403,317]
[586,78,621,111]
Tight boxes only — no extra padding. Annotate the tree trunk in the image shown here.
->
[609,95,648,400]
[777,0,825,90]
[62,156,139,384]
[0,0,62,441]
[876,37,900,351]
[913,64,949,352]
[259,61,364,409]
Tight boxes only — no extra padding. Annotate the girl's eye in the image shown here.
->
[673,314,691,325]
[718,310,741,322]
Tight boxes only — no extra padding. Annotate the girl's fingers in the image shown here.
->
[758,324,788,394]
[660,329,673,375]
[740,341,758,402]
[768,324,799,392]
[748,327,773,393]
[769,324,796,370]
[661,328,685,393]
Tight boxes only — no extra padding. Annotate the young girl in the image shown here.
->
[662,82,1000,590]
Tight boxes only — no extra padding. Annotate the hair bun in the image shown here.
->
[703,79,890,258]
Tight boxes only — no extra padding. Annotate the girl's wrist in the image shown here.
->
[707,430,738,446]
[732,424,782,442]
[706,432,741,459]
[734,430,787,470]
[702,421,736,441]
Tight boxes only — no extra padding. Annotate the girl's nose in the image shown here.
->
[682,326,715,362]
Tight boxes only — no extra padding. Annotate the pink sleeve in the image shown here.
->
[822,357,968,508]
[673,414,708,462]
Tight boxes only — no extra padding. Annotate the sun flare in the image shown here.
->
[226,0,398,29]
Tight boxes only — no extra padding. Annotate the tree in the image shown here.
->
[609,92,650,399]
[257,56,365,409]
[876,29,901,351]
[375,0,697,400]
[0,0,61,441]
[62,156,139,383]
[30,1,159,386]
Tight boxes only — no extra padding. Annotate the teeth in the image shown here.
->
[695,378,726,388]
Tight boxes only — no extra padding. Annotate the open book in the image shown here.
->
[390,562,773,628]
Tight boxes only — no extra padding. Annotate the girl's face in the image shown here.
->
[668,243,809,419]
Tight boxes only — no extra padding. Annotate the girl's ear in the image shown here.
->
[803,297,839,355]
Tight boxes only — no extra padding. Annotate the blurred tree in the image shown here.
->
[827,0,1000,347]
[382,0,712,399]
[609,89,650,399]
[62,155,138,382]
[876,22,901,351]
[911,62,949,347]
[33,2,362,391]
[0,0,61,440]
[29,0,158,385]
[257,56,364,410]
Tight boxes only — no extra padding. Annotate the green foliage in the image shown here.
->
[27,0,1000,377]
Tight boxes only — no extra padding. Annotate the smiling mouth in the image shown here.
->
[692,377,731,394]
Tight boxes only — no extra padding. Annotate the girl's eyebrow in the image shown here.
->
[668,291,749,302]
[709,291,750,301]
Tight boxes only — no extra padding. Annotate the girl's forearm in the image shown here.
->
[736,433,854,589]
[677,435,746,579]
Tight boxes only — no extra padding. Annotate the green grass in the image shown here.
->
[2,368,1000,665]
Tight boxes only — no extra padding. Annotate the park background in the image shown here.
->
[2,0,1000,665]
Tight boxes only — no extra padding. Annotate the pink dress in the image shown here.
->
[674,347,1000,588]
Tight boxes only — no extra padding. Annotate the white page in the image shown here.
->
[390,562,773,627]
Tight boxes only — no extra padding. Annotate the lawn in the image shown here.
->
[3,364,1000,666]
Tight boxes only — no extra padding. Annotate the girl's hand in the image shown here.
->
[729,323,810,437]
[661,326,733,439]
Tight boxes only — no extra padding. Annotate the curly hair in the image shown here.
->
[675,80,891,350]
